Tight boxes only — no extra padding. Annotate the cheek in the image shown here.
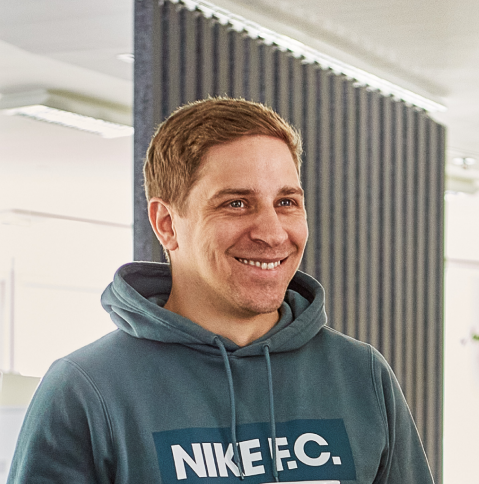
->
[301,221,309,243]
[212,219,247,242]
[289,217,309,246]
[198,223,235,259]
[175,220,193,249]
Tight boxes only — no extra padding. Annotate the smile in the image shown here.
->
[236,258,282,270]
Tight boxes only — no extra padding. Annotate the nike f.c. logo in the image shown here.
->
[153,419,355,483]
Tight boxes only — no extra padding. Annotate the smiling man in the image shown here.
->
[152,134,308,346]
[8,98,434,484]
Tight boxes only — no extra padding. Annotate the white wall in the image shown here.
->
[443,193,479,484]
[0,120,134,480]
[0,218,132,376]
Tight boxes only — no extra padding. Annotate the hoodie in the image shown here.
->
[8,262,434,484]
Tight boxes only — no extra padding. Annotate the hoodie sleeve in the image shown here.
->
[7,359,115,484]
[371,347,435,484]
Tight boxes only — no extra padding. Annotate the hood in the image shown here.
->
[101,261,327,357]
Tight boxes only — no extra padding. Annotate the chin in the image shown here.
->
[235,292,285,316]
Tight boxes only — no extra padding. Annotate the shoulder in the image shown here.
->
[320,326,397,381]
[319,325,373,359]
[36,330,162,404]
[316,327,398,409]
[318,329,409,423]
[63,328,160,370]
[319,326,393,369]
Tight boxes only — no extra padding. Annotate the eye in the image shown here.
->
[229,200,245,208]
[278,198,294,207]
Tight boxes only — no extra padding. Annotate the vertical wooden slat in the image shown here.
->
[356,86,369,342]
[434,123,446,484]
[438,125,445,484]
[261,42,274,107]
[344,80,357,339]
[331,74,344,333]
[303,63,318,277]
[313,68,323,280]
[414,110,427,442]
[317,69,331,309]
[440,125,446,484]
[183,9,198,103]
[158,1,171,122]
[198,14,213,98]
[380,95,393,363]
[403,105,416,409]
[275,50,289,118]
[242,33,251,100]
[166,3,181,113]
[392,100,405,386]
[368,90,381,349]
[247,37,260,101]
[290,56,303,135]
[231,30,245,98]
[178,7,186,103]
[215,22,229,96]
[425,117,438,480]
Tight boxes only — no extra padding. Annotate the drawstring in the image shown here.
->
[214,337,245,479]
[214,337,280,482]
[263,344,279,482]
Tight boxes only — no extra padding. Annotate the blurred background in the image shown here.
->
[1,1,478,482]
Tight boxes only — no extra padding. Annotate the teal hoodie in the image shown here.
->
[8,262,434,483]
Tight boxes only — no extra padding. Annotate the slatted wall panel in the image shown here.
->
[134,1,445,481]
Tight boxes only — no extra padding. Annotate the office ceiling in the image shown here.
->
[1,0,479,205]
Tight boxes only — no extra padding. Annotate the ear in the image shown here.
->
[148,198,179,251]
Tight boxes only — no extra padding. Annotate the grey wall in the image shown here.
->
[134,1,445,481]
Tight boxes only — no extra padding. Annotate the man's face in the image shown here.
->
[169,135,308,319]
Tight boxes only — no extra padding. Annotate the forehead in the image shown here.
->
[197,135,300,189]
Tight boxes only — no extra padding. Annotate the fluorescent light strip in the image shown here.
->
[117,53,135,64]
[4,105,134,139]
[175,0,446,113]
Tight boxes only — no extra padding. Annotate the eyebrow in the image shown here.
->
[208,186,304,203]
[278,186,305,197]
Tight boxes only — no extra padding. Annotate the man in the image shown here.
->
[8,98,434,483]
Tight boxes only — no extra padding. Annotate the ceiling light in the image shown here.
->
[0,90,133,138]
[446,163,479,194]
[452,157,476,168]
[117,53,135,64]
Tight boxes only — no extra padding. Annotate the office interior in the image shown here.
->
[1,1,479,483]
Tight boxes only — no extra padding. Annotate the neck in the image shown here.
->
[164,290,280,347]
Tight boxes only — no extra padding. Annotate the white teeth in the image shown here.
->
[237,258,282,270]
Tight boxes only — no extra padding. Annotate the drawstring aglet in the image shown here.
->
[234,442,245,480]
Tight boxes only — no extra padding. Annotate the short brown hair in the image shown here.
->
[144,97,302,215]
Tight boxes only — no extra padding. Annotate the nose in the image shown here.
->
[249,206,288,247]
